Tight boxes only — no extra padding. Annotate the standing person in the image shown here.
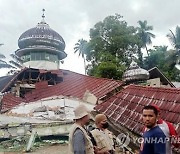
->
[140,105,166,154]
[143,104,179,153]
[68,104,95,154]
[91,114,115,154]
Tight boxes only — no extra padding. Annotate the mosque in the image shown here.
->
[0,10,179,153]
[16,9,66,70]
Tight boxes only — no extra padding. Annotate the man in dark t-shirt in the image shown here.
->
[140,105,166,154]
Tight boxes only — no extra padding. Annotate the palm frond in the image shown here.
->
[167,29,176,48]
[9,60,22,68]
[0,60,12,68]
[10,54,23,64]
[147,32,155,38]
[0,54,6,59]
[7,69,19,75]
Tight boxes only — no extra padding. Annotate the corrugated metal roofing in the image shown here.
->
[1,69,123,111]
[24,70,123,102]
[0,75,15,92]
[2,93,25,111]
[148,67,175,87]
[95,84,180,136]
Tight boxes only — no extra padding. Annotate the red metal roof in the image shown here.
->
[1,69,123,111]
[2,93,25,111]
[95,84,180,136]
[24,70,123,102]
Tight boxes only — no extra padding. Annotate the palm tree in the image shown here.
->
[167,26,180,50]
[137,20,155,56]
[7,53,23,75]
[167,26,180,70]
[74,39,88,74]
[0,44,12,69]
[0,43,24,74]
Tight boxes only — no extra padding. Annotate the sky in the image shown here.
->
[0,0,179,76]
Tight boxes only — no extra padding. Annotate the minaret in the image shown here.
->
[15,9,67,70]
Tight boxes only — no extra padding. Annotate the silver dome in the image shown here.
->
[123,61,149,82]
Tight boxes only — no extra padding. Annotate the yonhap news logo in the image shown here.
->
[116,133,180,147]
[116,133,130,147]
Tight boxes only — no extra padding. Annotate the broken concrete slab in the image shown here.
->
[26,130,37,152]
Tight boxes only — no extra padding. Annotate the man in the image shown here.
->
[140,105,166,154]
[153,104,179,146]
[143,104,179,153]
[91,114,115,154]
[68,104,95,154]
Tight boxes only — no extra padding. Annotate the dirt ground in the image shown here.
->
[29,145,124,154]
[0,144,68,154]
[29,145,125,154]
[29,144,68,154]
[0,144,127,154]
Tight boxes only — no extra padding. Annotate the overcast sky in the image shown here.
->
[0,0,179,76]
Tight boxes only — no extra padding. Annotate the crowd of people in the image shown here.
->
[68,104,179,154]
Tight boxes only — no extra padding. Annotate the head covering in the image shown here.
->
[151,104,160,112]
[95,114,107,124]
[74,104,89,120]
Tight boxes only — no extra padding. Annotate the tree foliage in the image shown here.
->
[167,26,180,70]
[74,39,88,74]
[137,20,155,56]
[0,44,12,69]
[167,26,180,50]
[78,14,141,79]
[74,14,180,81]
[0,44,23,74]
[144,46,180,81]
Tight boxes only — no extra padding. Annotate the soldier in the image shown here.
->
[91,114,115,154]
[68,104,95,154]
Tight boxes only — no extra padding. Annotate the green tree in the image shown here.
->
[74,39,88,74]
[167,26,180,69]
[0,44,23,75]
[87,52,126,80]
[167,26,180,50]
[144,46,167,69]
[84,14,141,79]
[144,46,180,81]
[0,44,12,69]
[137,20,155,56]
[7,53,23,75]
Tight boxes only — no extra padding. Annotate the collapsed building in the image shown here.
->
[95,62,180,153]
[0,11,179,153]
[0,13,123,142]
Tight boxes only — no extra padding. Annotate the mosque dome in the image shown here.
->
[18,21,65,51]
[16,10,66,60]
[123,61,149,82]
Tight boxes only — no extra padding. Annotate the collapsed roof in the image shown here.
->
[0,68,123,112]
[95,84,180,136]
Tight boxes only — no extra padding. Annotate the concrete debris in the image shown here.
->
[0,98,95,152]
[26,130,37,152]
[33,105,47,112]
[6,97,94,121]
[0,134,69,152]
[0,136,27,152]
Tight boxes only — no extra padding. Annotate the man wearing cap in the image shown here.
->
[68,104,95,154]
[91,114,115,154]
